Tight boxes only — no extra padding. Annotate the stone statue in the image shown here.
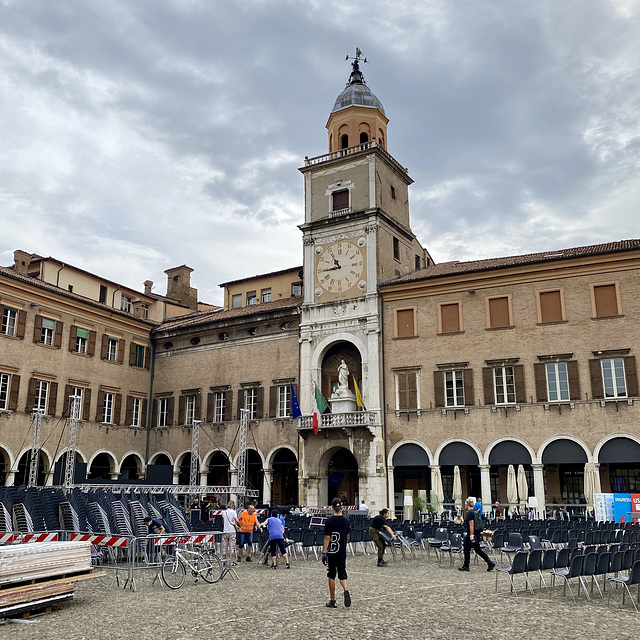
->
[338,359,349,390]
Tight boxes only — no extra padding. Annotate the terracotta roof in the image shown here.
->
[219,265,303,288]
[0,265,157,326]
[156,295,301,332]
[381,239,640,287]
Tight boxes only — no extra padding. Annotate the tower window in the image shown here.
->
[359,132,369,144]
[393,237,400,261]
[340,134,349,149]
[390,186,396,200]
[332,189,349,212]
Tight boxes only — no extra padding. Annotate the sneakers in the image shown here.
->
[344,590,351,608]
[487,562,496,572]
[230,562,238,567]
[246,557,252,562]
[271,564,277,570]
[377,560,387,567]
[286,563,291,569]
[326,600,337,608]
[458,566,470,572]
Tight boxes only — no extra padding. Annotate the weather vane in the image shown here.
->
[345,47,367,65]
[345,48,367,84]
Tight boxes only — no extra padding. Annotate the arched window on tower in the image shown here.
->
[360,132,369,144]
[341,134,349,149]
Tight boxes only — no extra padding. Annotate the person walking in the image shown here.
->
[237,503,262,562]
[322,497,352,609]
[369,508,396,567]
[459,497,495,573]
[265,510,290,569]
[222,501,239,566]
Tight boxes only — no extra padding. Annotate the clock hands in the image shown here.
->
[319,266,341,272]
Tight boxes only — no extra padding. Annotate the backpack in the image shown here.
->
[473,510,483,533]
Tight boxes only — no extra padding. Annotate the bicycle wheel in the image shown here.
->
[198,550,223,584]
[162,555,186,589]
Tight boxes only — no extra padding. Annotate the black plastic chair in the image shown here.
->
[555,547,570,570]
[440,533,463,568]
[528,534,543,551]
[551,553,585,603]
[496,551,530,597]
[592,551,611,598]
[427,527,449,561]
[525,549,543,593]
[608,560,640,612]
[582,552,599,600]
[501,532,523,565]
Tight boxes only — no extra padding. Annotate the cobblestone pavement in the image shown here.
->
[4,549,639,640]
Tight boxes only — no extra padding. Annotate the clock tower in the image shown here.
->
[297,51,428,510]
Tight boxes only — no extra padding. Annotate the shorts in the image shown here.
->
[269,538,286,557]
[326,555,347,581]
[237,532,253,547]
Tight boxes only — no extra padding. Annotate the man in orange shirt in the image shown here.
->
[237,503,263,562]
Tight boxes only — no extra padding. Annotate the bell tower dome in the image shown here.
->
[326,49,389,152]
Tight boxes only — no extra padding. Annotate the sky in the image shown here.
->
[1,1,639,306]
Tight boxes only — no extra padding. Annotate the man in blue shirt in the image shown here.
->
[265,510,290,569]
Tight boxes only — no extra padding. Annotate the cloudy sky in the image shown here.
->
[1,1,638,306]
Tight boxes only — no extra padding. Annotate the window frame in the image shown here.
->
[261,288,271,303]
[393,236,400,262]
[246,291,258,306]
[1,306,18,336]
[75,327,89,354]
[0,372,9,410]
[245,387,258,420]
[35,380,49,413]
[331,189,350,213]
[590,281,622,318]
[107,337,118,362]
[131,396,141,427]
[231,293,242,308]
[601,357,627,399]
[394,307,417,339]
[291,282,302,297]
[394,368,420,411]
[185,394,196,426]
[134,344,145,368]
[485,295,513,329]
[120,295,132,313]
[438,301,463,334]
[158,397,169,427]
[444,369,465,407]
[536,288,566,324]
[214,390,226,423]
[102,391,114,424]
[277,384,291,419]
[546,362,570,402]
[493,365,516,405]
[41,317,55,346]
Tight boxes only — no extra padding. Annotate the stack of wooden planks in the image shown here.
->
[0,541,96,618]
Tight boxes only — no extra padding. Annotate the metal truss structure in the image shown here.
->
[189,419,201,486]
[63,395,82,490]
[74,483,259,497]
[27,409,44,487]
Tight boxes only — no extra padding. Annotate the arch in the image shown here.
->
[594,433,640,462]
[53,449,88,464]
[120,451,145,480]
[270,447,299,505]
[538,436,590,464]
[149,450,173,466]
[324,447,358,506]
[206,450,231,486]
[0,444,14,485]
[87,449,118,472]
[389,441,431,467]
[87,450,117,480]
[265,444,297,468]
[232,446,265,469]
[434,438,482,466]
[202,447,231,469]
[340,133,349,149]
[15,447,52,486]
[175,450,200,485]
[486,438,535,465]
[359,132,369,144]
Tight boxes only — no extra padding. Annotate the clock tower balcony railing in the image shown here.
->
[297,409,380,431]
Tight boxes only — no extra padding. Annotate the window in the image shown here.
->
[359,132,369,144]
[131,397,141,427]
[292,282,302,297]
[141,304,149,319]
[247,291,258,306]
[546,362,570,402]
[592,283,620,317]
[487,296,512,328]
[1,307,17,336]
[70,387,84,416]
[134,344,145,368]
[35,380,49,413]
[340,134,349,149]
[68,285,73,293]
[184,394,196,425]
[0,373,9,410]
[214,391,226,423]
[277,384,290,418]
[493,366,516,404]
[444,370,465,407]
[120,295,132,313]
[395,308,416,338]
[99,285,107,304]
[395,370,418,410]
[414,255,421,270]
[332,189,349,212]
[245,388,258,419]
[41,318,55,345]
[103,392,114,423]
[601,358,627,398]
[610,465,640,493]
[390,185,396,200]
[538,290,564,323]
[107,337,118,362]
[393,237,400,261]
[439,302,461,333]
[232,294,242,308]
[76,327,89,354]
[261,288,271,303]
[158,397,169,427]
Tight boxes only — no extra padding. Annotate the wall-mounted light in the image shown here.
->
[468,289,476,294]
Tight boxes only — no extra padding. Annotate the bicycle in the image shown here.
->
[161,547,223,589]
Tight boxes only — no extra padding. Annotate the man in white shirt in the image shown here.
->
[222,501,239,566]
[360,500,369,511]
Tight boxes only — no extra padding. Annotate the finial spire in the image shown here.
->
[345,47,367,85]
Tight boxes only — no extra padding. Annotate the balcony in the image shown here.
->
[304,140,408,176]
[298,410,379,433]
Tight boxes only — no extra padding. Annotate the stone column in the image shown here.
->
[199,471,208,487]
[110,472,119,481]
[262,468,273,505]
[593,463,602,494]
[387,465,395,515]
[5,472,15,486]
[532,463,546,518]
[479,465,492,509]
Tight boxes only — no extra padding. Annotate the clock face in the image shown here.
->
[315,241,365,294]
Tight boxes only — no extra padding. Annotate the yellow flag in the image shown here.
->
[353,376,365,410]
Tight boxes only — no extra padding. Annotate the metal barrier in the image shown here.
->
[0,531,60,545]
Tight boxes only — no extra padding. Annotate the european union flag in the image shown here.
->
[290,383,302,419]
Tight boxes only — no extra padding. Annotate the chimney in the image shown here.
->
[164,265,198,311]
[13,250,32,275]
[144,280,154,295]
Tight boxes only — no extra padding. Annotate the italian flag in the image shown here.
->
[312,385,328,435]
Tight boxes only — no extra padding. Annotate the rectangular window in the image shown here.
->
[487,296,511,328]
[35,380,49,413]
[232,293,242,308]
[247,291,258,306]
[444,370,465,407]
[214,391,226,423]
[546,362,570,402]
[396,371,418,410]
[414,255,421,270]
[103,391,114,423]
[393,236,400,261]
[70,387,84,414]
[332,189,349,212]
[134,344,145,368]
[99,284,107,304]
[107,337,118,361]
[185,394,196,425]
[158,397,169,427]
[277,384,290,418]
[601,358,627,398]
[76,327,89,354]
[131,397,141,427]
[1,307,17,336]
[493,366,516,404]
[261,288,271,303]
[41,317,55,345]
[439,302,461,333]
[120,295,132,312]
[292,283,302,297]
[0,373,9,410]
[395,308,416,338]
[593,283,619,317]
[390,185,396,200]
[538,290,564,323]
[245,388,258,419]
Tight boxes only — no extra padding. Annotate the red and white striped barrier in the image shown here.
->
[0,534,18,545]
[0,532,59,545]
[152,533,219,545]
[308,506,359,514]
[209,509,267,516]
[69,533,129,547]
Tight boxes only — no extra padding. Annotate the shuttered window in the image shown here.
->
[487,297,511,328]
[593,284,619,317]
[332,189,349,211]
[539,290,564,323]
[397,372,418,410]
[439,303,461,333]
[395,309,416,338]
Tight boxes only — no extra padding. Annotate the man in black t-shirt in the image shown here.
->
[369,508,397,566]
[322,497,352,609]
[459,497,495,572]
